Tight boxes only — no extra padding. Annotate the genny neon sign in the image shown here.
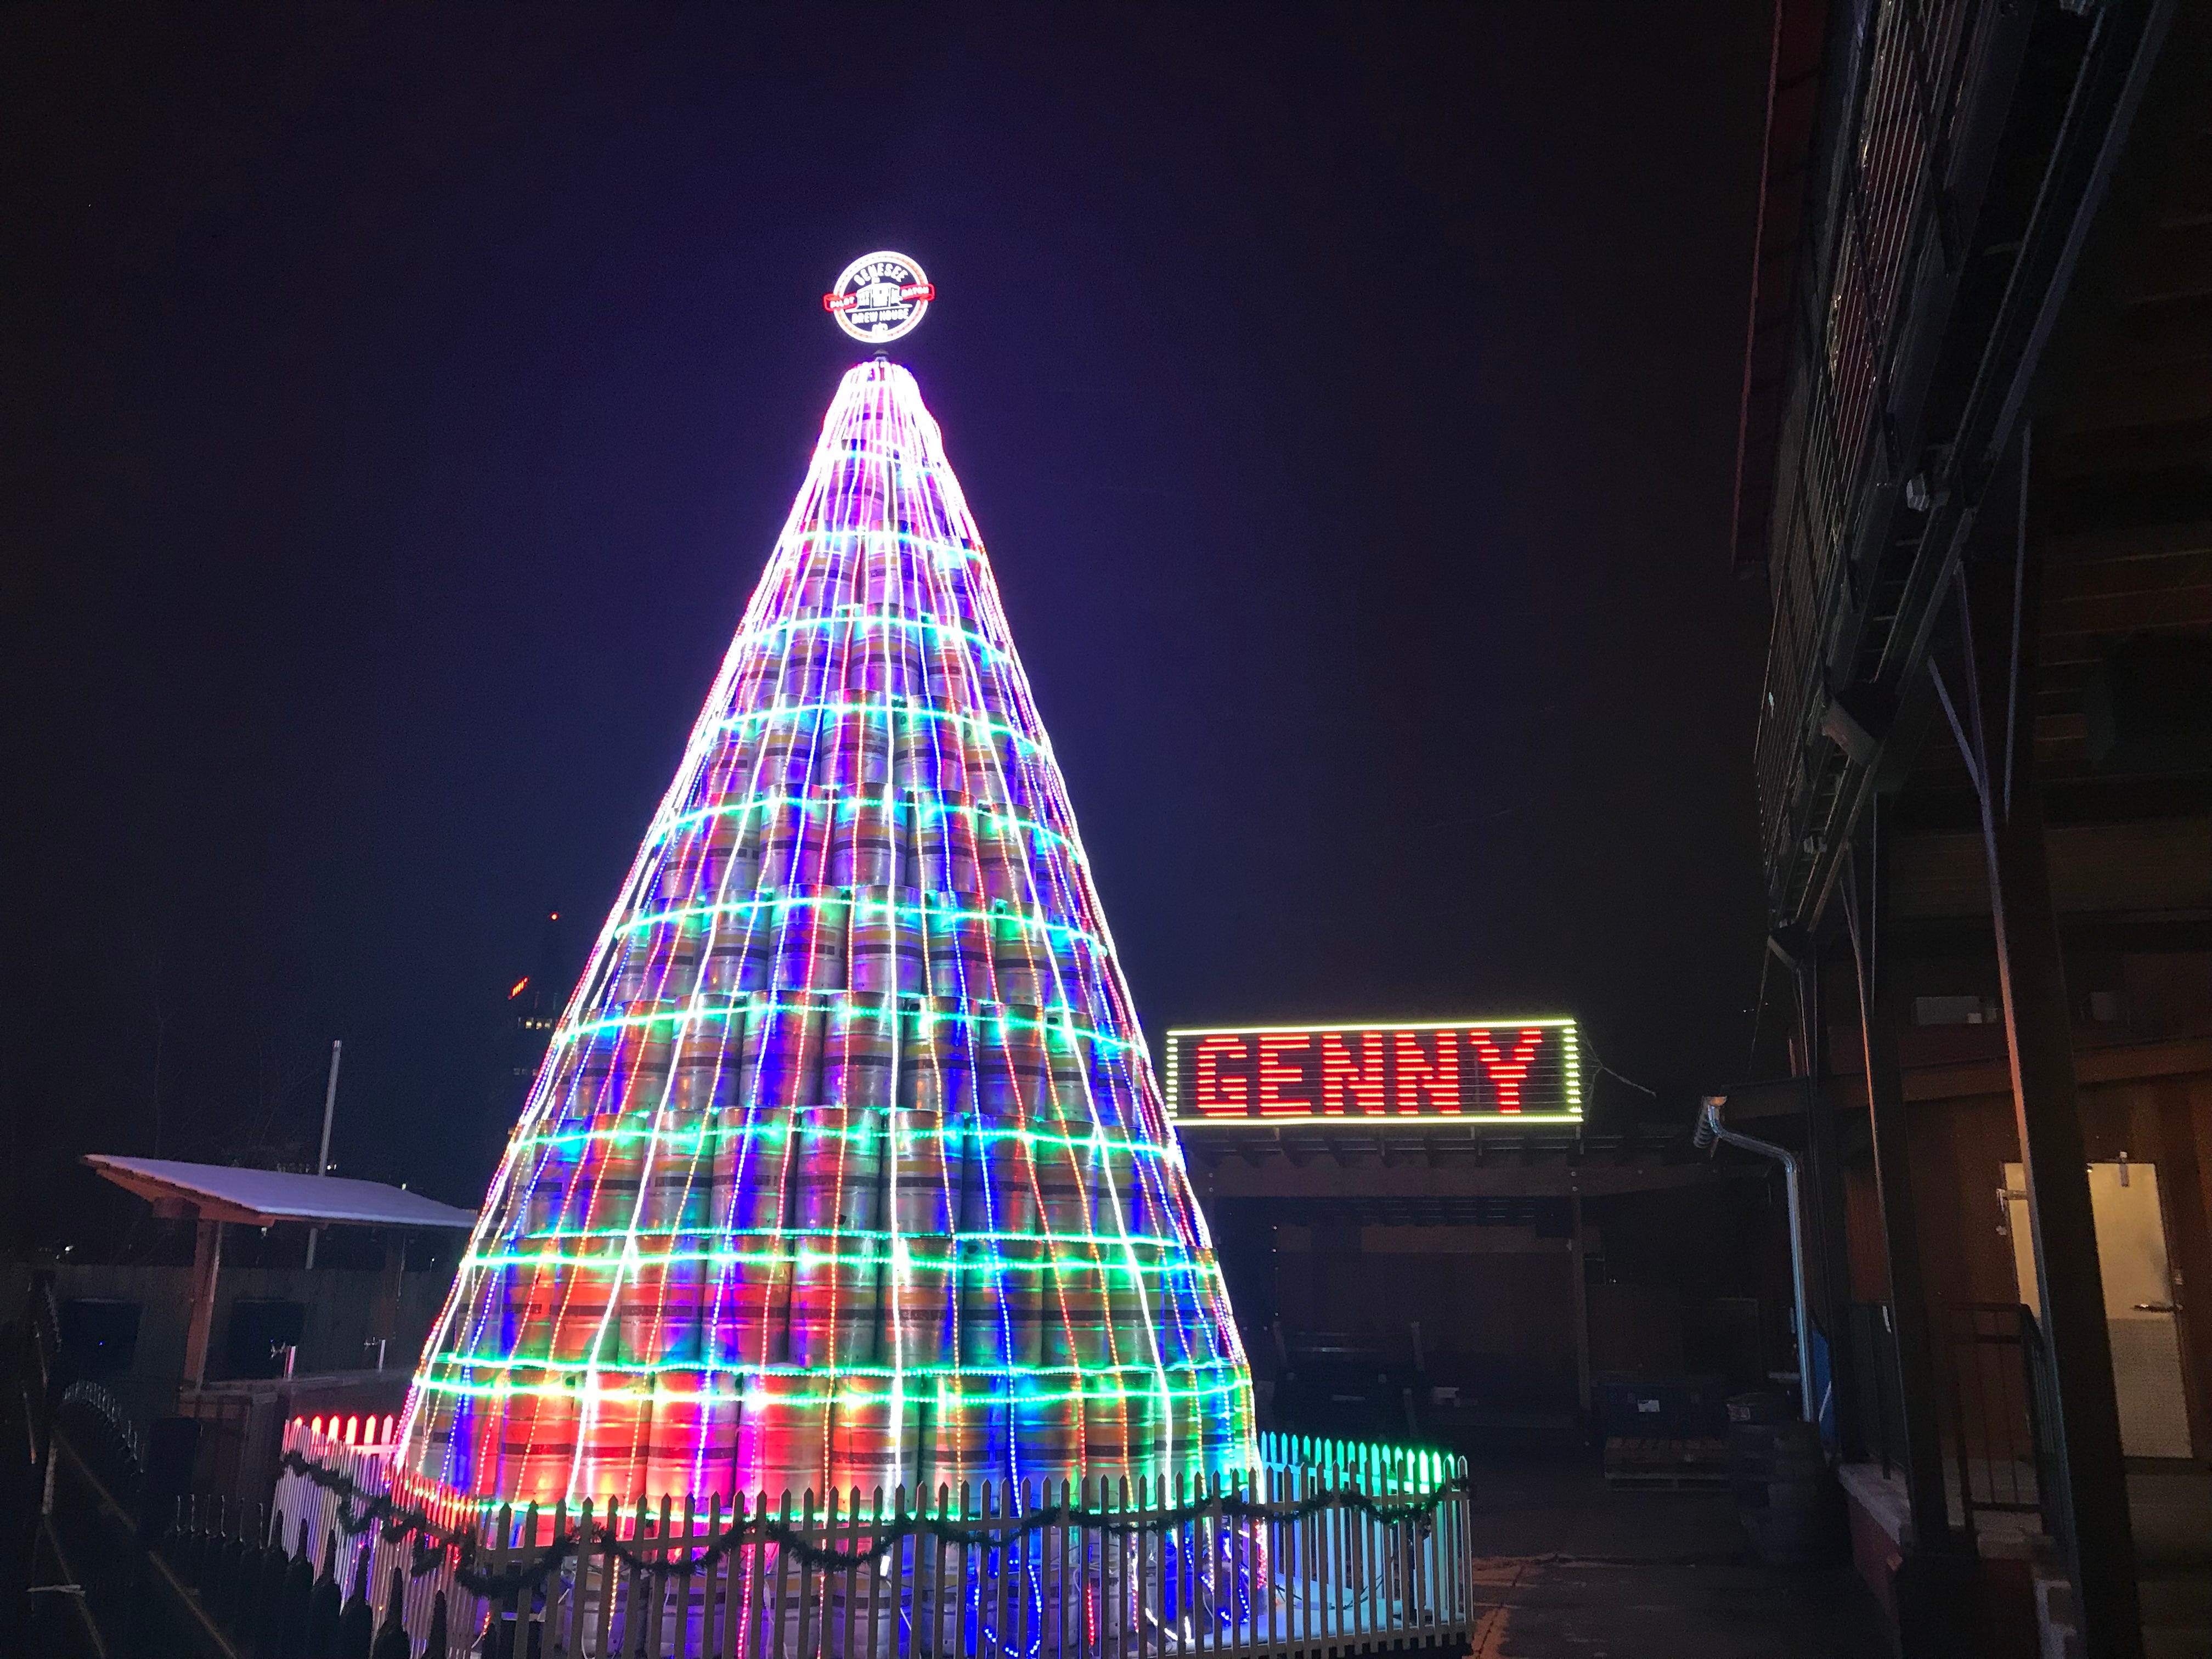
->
[1163,1018,1583,1124]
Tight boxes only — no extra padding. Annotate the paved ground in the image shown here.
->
[1460,1453,1891,1659]
[2131,1459,2212,1659]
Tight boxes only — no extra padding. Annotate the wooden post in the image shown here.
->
[183,1216,223,1387]
[1844,822,1989,1657]
[1956,442,2140,1655]
[1568,1198,1593,1414]
[1844,836,1954,1553]
[372,1232,404,1357]
[2154,1088,2212,1464]
[1793,945,1859,1453]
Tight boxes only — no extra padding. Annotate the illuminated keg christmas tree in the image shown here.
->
[397,256,1255,1509]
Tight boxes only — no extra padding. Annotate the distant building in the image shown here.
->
[498,909,567,1097]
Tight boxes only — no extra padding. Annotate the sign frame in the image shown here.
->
[822,251,935,345]
[1161,1015,1584,1127]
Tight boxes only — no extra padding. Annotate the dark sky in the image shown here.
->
[4,4,1775,1245]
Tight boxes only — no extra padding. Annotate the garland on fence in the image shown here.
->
[274,1451,1472,1602]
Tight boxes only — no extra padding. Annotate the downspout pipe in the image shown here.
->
[1697,1094,1815,1424]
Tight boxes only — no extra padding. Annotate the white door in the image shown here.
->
[2004,1161,2193,1459]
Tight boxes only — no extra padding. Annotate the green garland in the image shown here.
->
[274,1451,1470,1601]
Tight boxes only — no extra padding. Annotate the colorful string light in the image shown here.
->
[396,361,1256,1512]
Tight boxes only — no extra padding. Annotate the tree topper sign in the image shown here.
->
[823,252,934,345]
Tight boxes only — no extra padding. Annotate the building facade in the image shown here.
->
[1730,1,2211,1651]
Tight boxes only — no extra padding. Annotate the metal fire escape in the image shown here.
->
[1739,0,2170,938]
[1736,2,2181,1653]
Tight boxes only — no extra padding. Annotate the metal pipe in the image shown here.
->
[1697,1094,1815,1424]
[304,1039,342,1271]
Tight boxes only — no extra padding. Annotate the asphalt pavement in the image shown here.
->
[1460,1452,1890,1659]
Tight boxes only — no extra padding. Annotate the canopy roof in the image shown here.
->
[83,1154,477,1230]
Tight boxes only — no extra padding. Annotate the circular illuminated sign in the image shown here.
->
[822,251,934,345]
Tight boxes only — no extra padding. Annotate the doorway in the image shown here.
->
[2004,1160,2193,1459]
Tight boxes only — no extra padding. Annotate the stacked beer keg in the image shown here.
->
[399,360,1254,1513]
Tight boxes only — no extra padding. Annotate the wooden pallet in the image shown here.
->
[1603,1436,1733,1491]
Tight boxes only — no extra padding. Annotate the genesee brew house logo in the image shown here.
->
[1164,1018,1582,1121]
[823,251,934,344]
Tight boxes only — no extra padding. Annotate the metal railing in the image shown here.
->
[1848,1299,2068,1545]
[37,1391,237,1658]
[1752,0,1994,924]
[1946,1302,2066,1556]
[1944,1301,2044,1532]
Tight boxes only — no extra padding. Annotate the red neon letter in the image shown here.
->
[1192,1034,1250,1115]
[1256,1034,1314,1115]
[1318,1032,1384,1116]
[1469,1026,1548,1114]
[1391,1031,1460,1114]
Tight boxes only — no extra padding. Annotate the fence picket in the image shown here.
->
[1264,1465,1278,1657]
[1051,1480,1069,1659]
[1188,1469,1204,1654]
[624,1501,645,1659]
[492,1500,514,1650]
[996,1481,1014,1659]
[708,1493,730,1659]
[746,1491,773,1659]
[960,1481,979,1659]
[798,1489,820,1659]
[1297,1463,1314,1651]
[926,1483,941,1659]
[627,1501,646,1659]
[1217,1473,1235,1657]
[1123,1476,1139,1659]
[1142,1475,1158,1659]
[1209,1468,1224,1653]
[1122,1476,1138,1659]
[835,1485,856,1659]
[842,1485,861,1659]
[1084,1474,1097,1659]
[810,1487,831,1659]
[1209,1468,1225,1653]
[1345,1460,1362,1645]
[1019,1479,1035,1659]
[1167,1470,1182,1657]
[602,1499,628,1659]
[1180,1469,1195,1655]
[681,1490,701,1659]
[1296,1463,1309,1654]
[1326,1462,1342,1646]
[986,1481,1007,1659]
[867,1486,884,1659]
[562,1498,588,1658]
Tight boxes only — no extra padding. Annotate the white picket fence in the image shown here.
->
[271,1423,1472,1659]
[268,1414,466,1646]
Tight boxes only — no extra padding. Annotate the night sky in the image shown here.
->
[4,5,1775,1249]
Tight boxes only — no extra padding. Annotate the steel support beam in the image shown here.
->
[1843,854,1951,1547]
[1844,819,1986,1655]
[1940,434,2140,1656]
[1188,1156,1741,1202]
[1793,946,1859,1454]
